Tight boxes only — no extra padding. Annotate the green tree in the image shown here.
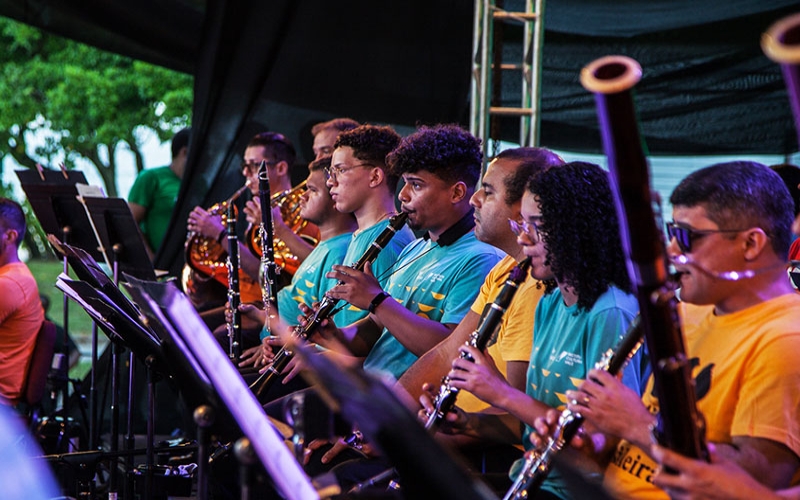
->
[0,17,193,256]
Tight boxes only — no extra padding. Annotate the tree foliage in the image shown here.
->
[0,17,193,256]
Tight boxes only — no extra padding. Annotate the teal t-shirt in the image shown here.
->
[128,166,181,251]
[521,285,646,500]
[362,231,505,380]
[272,231,353,330]
[333,219,414,327]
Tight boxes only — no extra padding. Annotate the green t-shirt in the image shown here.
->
[128,166,181,251]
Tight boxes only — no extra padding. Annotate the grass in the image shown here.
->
[28,257,108,380]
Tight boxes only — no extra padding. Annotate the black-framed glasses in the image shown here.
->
[665,222,747,253]
[508,218,541,241]
[324,163,373,181]
[241,160,276,173]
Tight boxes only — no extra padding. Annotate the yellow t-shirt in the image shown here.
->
[603,293,800,499]
[457,255,543,413]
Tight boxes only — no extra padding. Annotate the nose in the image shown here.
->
[516,232,534,246]
[469,188,484,209]
[665,235,681,258]
[326,175,337,188]
[398,182,411,203]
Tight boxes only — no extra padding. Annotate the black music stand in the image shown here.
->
[124,278,317,500]
[81,196,156,282]
[18,169,109,439]
[290,340,497,500]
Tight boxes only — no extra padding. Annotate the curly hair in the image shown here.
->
[386,124,482,187]
[529,161,631,310]
[334,124,402,192]
[670,161,793,257]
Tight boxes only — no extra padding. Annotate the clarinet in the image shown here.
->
[581,55,708,461]
[258,161,280,307]
[425,257,531,431]
[226,204,242,362]
[347,258,531,495]
[503,317,644,500]
[249,211,409,402]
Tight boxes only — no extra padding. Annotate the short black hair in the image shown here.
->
[670,161,793,257]
[247,131,297,167]
[0,198,26,248]
[493,147,565,205]
[171,127,191,158]
[334,124,402,192]
[387,124,482,187]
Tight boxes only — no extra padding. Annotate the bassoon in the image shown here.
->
[425,257,531,431]
[249,212,409,403]
[580,55,707,462]
[503,317,644,500]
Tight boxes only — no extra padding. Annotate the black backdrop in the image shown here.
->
[2,0,799,275]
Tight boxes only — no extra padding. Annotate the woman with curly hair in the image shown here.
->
[427,161,649,500]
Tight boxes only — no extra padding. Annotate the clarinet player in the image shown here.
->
[418,162,650,500]
[537,162,800,499]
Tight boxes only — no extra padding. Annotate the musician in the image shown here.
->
[251,124,414,399]
[236,156,357,370]
[129,127,191,258]
[295,125,505,481]
[188,131,317,348]
[311,117,359,160]
[419,162,648,500]
[555,162,800,498]
[0,198,43,405]
[387,147,563,474]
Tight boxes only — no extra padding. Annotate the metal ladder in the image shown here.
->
[469,0,545,161]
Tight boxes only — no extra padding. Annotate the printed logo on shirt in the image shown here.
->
[550,349,583,367]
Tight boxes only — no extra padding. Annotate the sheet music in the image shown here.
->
[161,289,318,500]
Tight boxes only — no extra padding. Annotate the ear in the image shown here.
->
[450,181,468,204]
[275,160,289,178]
[742,227,770,261]
[368,166,385,188]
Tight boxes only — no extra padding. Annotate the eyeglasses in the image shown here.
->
[665,222,747,253]
[324,163,373,181]
[508,218,541,241]
[241,160,276,174]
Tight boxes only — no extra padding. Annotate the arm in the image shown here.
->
[397,309,480,401]
[714,436,800,491]
[244,198,313,262]
[325,263,455,355]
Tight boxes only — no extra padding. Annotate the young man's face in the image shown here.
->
[300,169,334,225]
[312,128,339,160]
[326,146,375,215]
[397,169,461,234]
[242,145,278,195]
[470,157,520,248]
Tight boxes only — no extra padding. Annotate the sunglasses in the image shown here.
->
[665,222,747,253]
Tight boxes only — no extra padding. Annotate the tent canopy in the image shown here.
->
[2,0,798,275]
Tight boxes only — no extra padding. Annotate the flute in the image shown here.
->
[249,211,409,402]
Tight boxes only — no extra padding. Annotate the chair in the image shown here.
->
[19,319,57,425]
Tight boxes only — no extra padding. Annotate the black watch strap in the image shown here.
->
[368,292,390,313]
